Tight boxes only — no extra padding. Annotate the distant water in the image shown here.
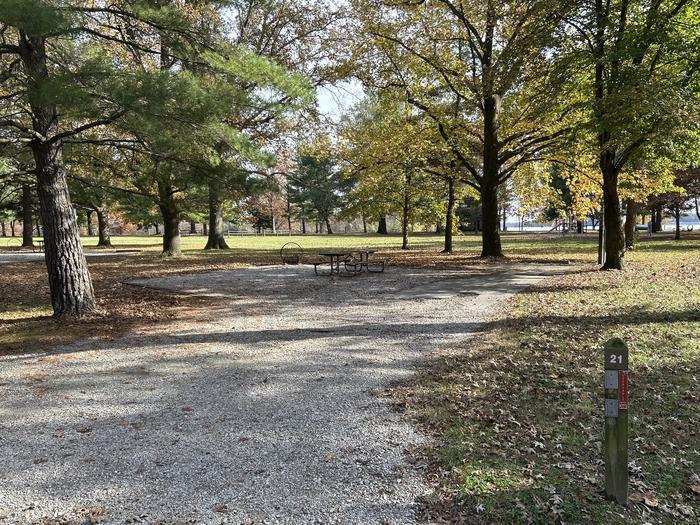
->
[507,219,700,233]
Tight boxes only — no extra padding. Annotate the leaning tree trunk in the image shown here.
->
[600,158,625,270]
[157,182,181,256]
[95,208,113,248]
[624,200,636,249]
[205,180,229,250]
[21,183,34,248]
[20,33,95,317]
[377,217,388,235]
[442,177,455,253]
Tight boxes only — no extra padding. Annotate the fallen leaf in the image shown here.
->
[212,504,228,513]
[629,492,644,504]
[643,493,659,508]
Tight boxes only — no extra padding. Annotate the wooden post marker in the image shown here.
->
[604,337,629,505]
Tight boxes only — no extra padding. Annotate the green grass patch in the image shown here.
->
[405,239,700,523]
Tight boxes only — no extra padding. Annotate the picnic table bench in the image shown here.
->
[313,250,384,276]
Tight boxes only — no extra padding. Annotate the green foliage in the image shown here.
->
[290,153,352,227]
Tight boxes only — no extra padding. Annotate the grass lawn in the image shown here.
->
[0,231,599,259]
[397,237,700,524]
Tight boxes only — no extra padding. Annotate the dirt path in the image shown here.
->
[0,264,570,524]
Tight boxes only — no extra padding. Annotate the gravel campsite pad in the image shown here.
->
[0,264,569,524]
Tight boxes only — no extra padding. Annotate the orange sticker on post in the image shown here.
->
[618,370,629,409]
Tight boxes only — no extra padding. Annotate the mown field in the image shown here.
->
[396,236,700,524]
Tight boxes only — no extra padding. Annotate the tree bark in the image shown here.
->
[377,217,388,235]
[202,223,207,236]
[652,205,663,233]
[86,209,95,236]
[205,179,229,249]
[10,220,16,237]
[19,33,95,317]
[442,177,455,253]
[21,183,34,247]
[601,159,625,269]
[96,208,113,248]
[624,201,636,249]
[301,216,306,234]
[674,209,681,240]
[402,172,411,250]
[189,220,197,234]
[324,217,333,234]
[1,222,5,237]
[154,223,161,235]
[158,182,181,256]
[480,95,503,258]
[502,206,508,232]
[362,213,367,233]
[480,183,503,257]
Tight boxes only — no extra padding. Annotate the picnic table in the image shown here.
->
[314,250,384,276]
[315,252,350,275]
[33,240,44,253]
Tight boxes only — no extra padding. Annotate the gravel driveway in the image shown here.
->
[0,264,567,524]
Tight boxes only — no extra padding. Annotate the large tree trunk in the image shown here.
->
[205,180,229,250]
[480,183,502,257]
[377,217,388,235]
[158,182,181,256]
[624,201,636,249]
[21,183,34,248]
[86,209,95,236]
[442,177,455,253]
[600,158,625,269]
[20,33,95,317]
[480,95,503,258]
[324,218,333,235]
[96,208,113,248]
